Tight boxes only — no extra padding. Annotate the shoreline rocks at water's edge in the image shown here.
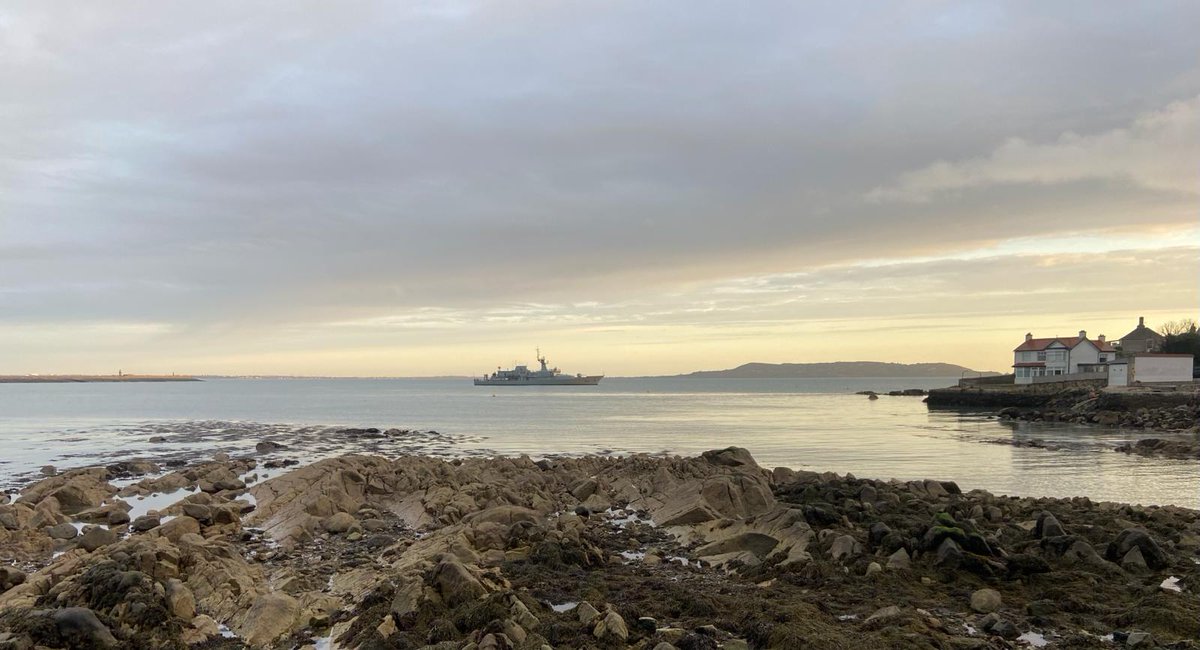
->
[930,384,1200,459]
[0,447,1194,649]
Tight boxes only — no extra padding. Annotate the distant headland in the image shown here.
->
[658,361,999,379]
[0,374,200,383]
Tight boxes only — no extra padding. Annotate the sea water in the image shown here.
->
[0,377,1195,508]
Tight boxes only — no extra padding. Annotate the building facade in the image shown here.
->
[1012,330,1116,384]
[1116,317,1164,353]
[1108,354,1195,386]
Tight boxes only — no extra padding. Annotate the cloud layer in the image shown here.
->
[2,1,1198,374]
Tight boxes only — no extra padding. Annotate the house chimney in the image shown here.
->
[1138,316,1145,327]
[1078,330,1087,339]
[1025,332,1033,342]
[1098,334,1106,344]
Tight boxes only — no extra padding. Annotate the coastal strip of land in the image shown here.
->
[0,375,199,383]
[0,446,1196,649]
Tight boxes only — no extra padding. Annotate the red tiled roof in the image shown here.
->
[1013,336,1115,353]
[1012,362,1046,367]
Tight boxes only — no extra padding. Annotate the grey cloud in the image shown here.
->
[2,0,1199,335]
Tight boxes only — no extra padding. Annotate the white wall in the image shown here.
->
[1069,341,1100,372]
[1108,363,1128,387]
[1131,355,1194,383]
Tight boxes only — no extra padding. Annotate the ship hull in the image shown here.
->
[474,375,603,386]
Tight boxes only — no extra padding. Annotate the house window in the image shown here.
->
[1037,352,1047,361]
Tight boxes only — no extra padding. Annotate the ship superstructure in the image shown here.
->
[474,350,602,386]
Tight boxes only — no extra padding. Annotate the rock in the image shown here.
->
[212,478,246,492]
[867,521,891,547]
[592,610,628,642]
[938,480,962,495]
[1126,631,1154,647]
[923,479,948,498]
[989,619,1020,639]
[166,579,196,619]
[1035,512,1066,538]
[969,588,1002,613]
[934,537,962,568]
[0,632,30,650]
[191,614,219,637]
[1121,546,1150,574]
[155,515,201,542]
[568,478,599,501]
[433,558,487,607]
[636,616,658,633]
[829,534,862,562]
[1006,553,1052,576]
[131,515,161,532]
[40,465,56,476]
[240,592,300,647]
[478,633,513,650]
[576,601,601,625]
[1026,600,1057,617]
[510,599,540,630]
[865,562,882,576]
[52,607,118,648]
[46,522,79,540]
[255,441,287,453]
[886,548,911,570]
[700,446,758,467]
[0,566,27,594]
[107,509,131,526]
[376,614,397,638]
[78,526,118,551]
[148,436,167,443]
[1107,528,1170,570]
[865,605,902,624]
[181,503,212,522]
[323,512,356,534]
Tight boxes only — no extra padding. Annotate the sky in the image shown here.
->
[2,1,1198,376]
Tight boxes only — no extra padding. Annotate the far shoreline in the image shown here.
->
[0,375,200,383]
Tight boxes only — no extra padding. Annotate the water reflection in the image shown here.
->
[0,378,1195,508]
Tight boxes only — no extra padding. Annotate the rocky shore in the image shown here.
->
[1,448,1198,649]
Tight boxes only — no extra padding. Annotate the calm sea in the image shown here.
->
[0,377,1196,508]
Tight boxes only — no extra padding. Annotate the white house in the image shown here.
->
[1108,354,1194,386]
[1012,330,1116,384]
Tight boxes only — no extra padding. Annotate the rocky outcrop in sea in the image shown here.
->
[0,447,1197,648]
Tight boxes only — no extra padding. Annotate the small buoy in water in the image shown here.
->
[868,394,879,400]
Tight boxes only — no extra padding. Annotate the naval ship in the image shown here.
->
[474,350,603,386]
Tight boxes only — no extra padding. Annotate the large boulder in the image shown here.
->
[593,610,629,642]
[1106,528,1169,570]
[238,592,300,648]
[432,558,487,607]
[77,526,118,552]
[18,469,116,515]
[51,607,118,648]
[701,447,758,468]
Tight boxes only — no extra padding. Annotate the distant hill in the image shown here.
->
[669,362,999,379]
